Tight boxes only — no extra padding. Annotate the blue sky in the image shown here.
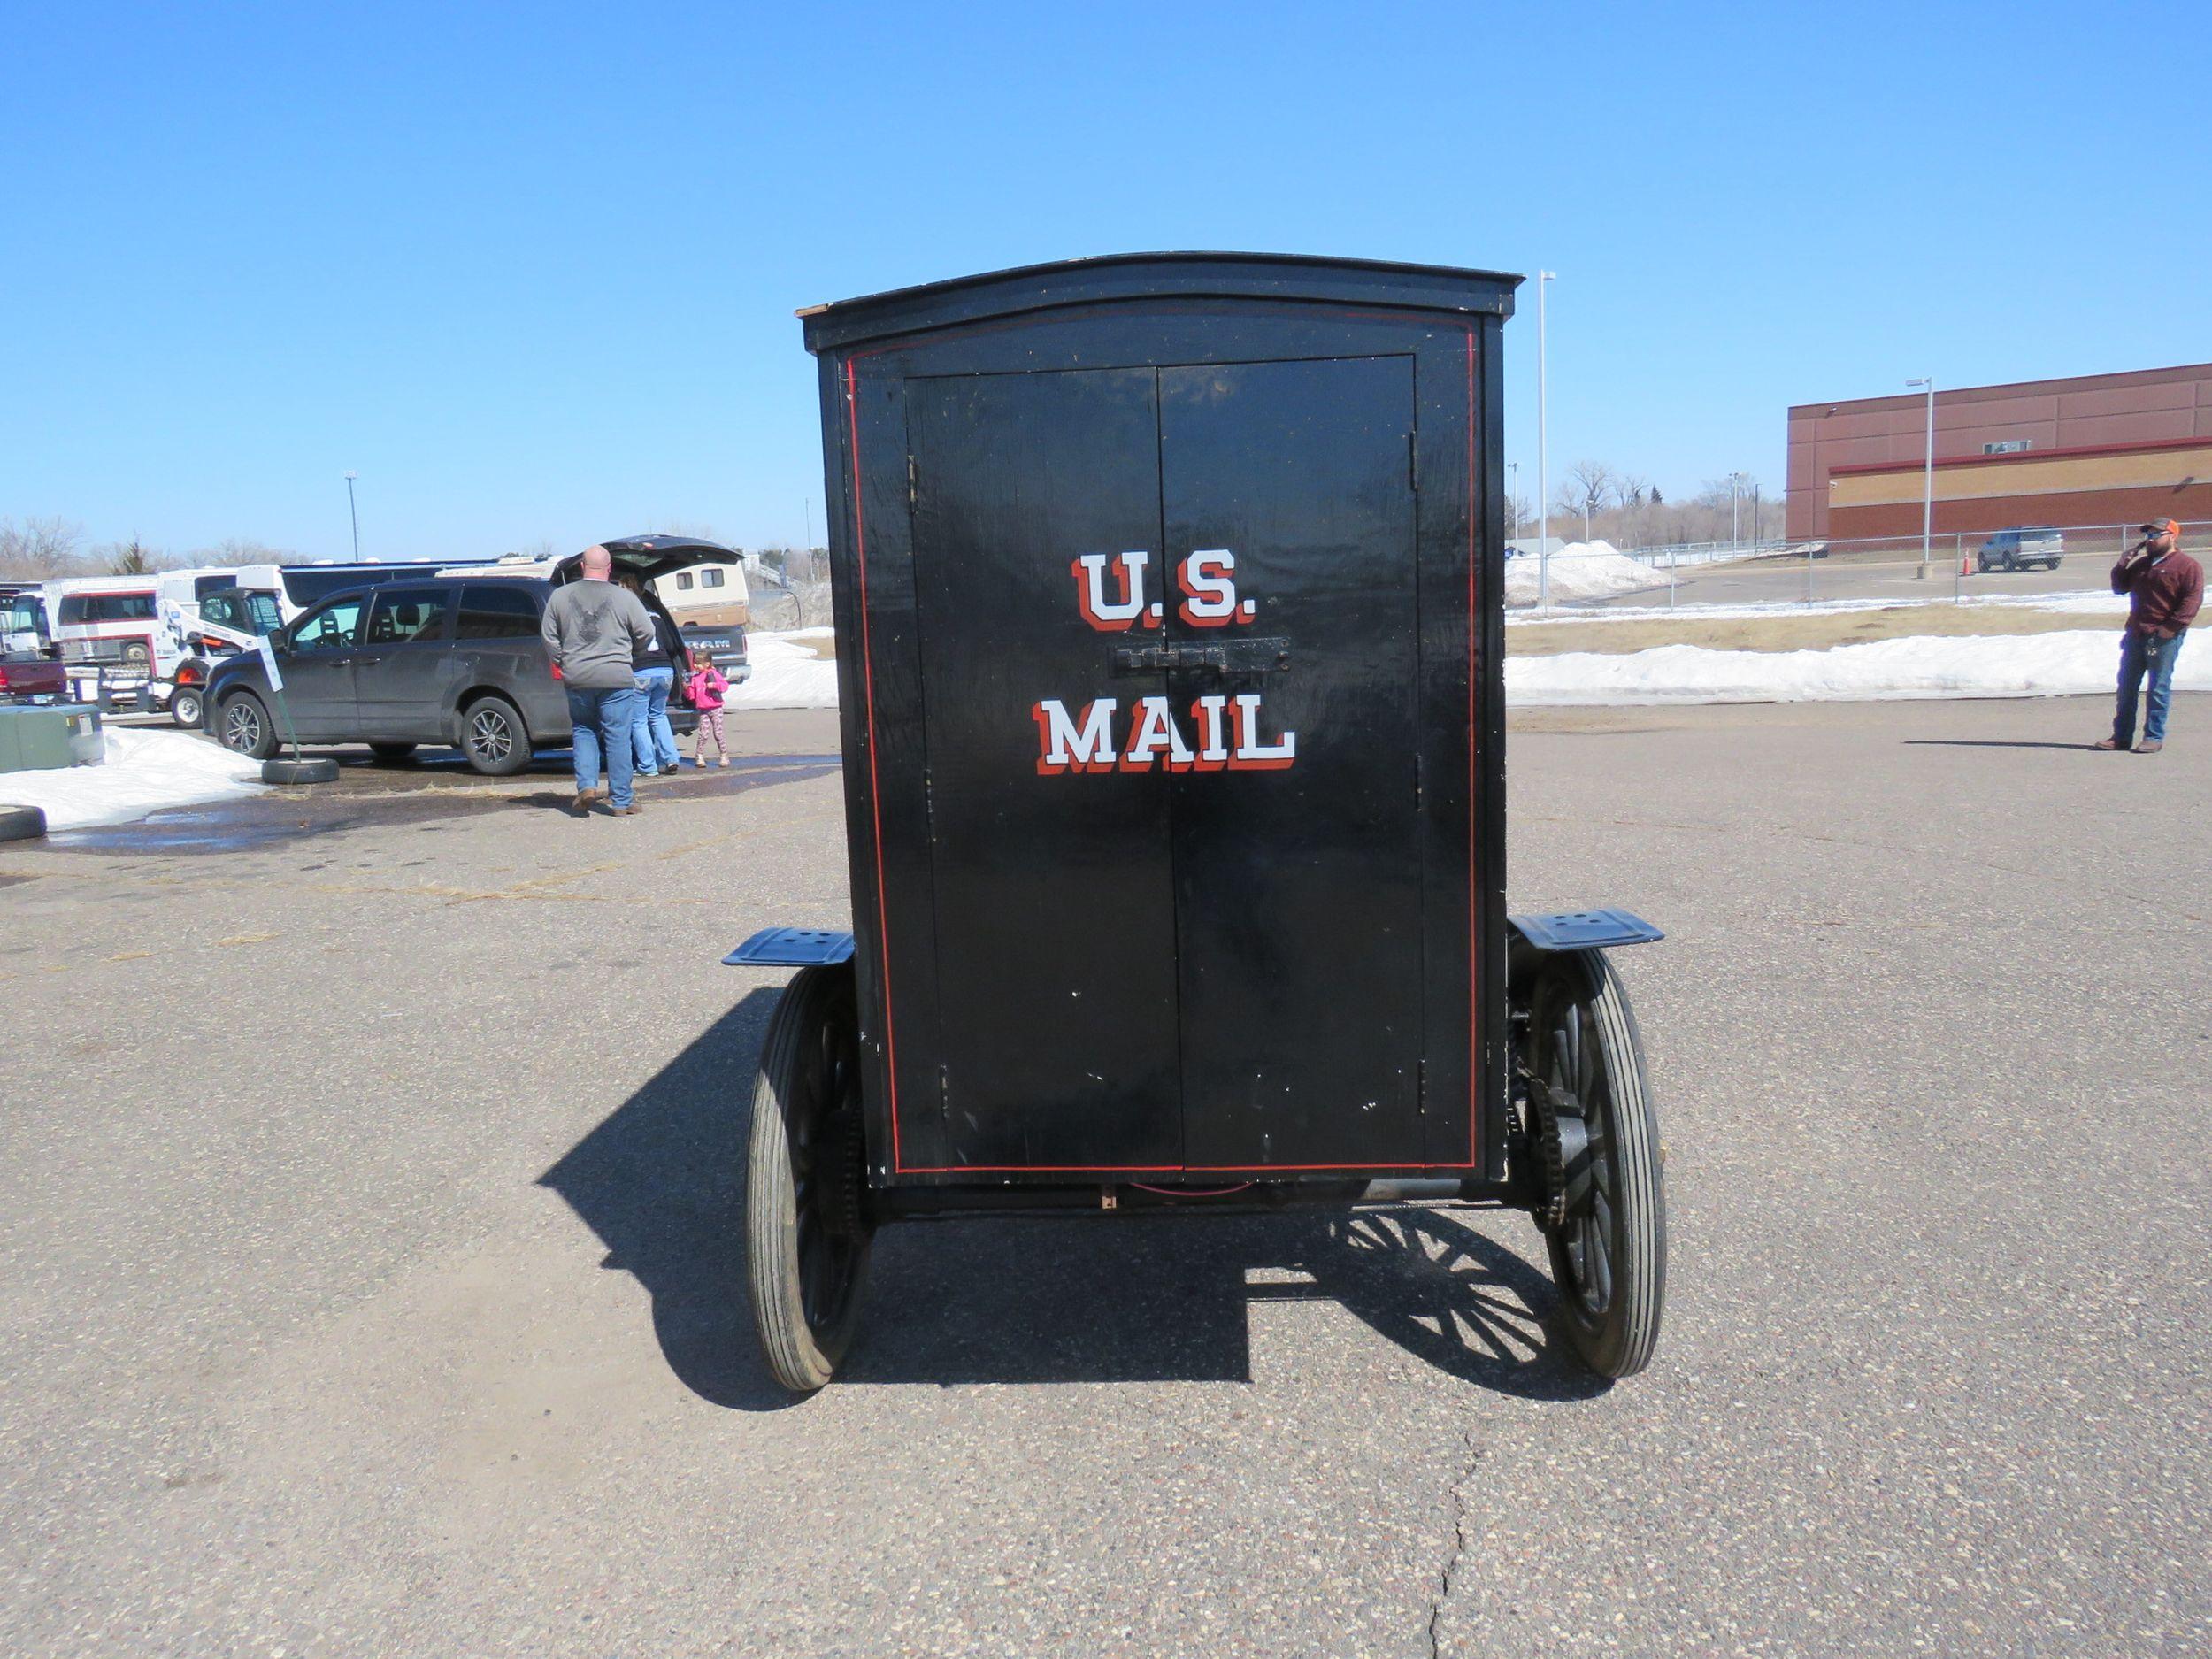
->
[4,1,2202,561]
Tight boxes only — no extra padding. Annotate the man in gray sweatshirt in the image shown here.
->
[541,545,657,815]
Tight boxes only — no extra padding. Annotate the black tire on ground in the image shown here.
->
[262,757,339,784]
[458,695,530,776]
[0,804,48,842]
[368,741,417,763]
[745,963,873,1394]
[215,691,279,759]
[1528,947,1666,1379]
[169,687,204,729]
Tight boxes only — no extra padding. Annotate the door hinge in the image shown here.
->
[923,764,935,841]
[938,1063,950,1113]
[1417,1057,1427,1113]
[907,455,918,510]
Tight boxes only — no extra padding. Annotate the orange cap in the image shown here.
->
[2141,518,2180,538]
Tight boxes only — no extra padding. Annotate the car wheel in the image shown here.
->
[216,690,279,759]
[459,695,530,776]
[368,741,417,764]
[169,687,204,729]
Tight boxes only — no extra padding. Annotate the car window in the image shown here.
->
[366,586,453,644]
[59,592,157,625]
[194,574,233,600]
[455,584,542,640]
[290,598,365,652]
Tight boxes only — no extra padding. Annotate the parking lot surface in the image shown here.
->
[2,697,2205,1657]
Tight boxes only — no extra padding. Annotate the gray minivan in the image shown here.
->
[203,534,752,774]
[204,578,574,773]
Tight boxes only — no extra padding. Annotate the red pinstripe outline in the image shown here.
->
[846,314,1483,1176]
[845,358,902,1169]
[1465,327,1478,1167]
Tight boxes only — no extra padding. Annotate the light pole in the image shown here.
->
[1905,378,1934,576]
[1507,461,1520,543]
[343,472,360,559]
[1536,270,1555,611]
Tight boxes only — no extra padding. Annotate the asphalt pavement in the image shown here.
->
[1,697,2204,1657]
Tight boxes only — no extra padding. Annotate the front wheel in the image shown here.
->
[169,686,204,729]
[458,695,529,775]
[216,691,279,759]
[1525,948,1666,1378]
[745,964,873,1393]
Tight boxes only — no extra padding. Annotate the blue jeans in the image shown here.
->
[632,665,680,772]
[2114,629,2185,745]
[567,684,641,808]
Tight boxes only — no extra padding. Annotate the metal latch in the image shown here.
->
[1111,637,1292,674]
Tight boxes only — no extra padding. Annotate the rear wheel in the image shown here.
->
[745,964,872,1393]
[168,686,204,729]
[458,695,529,776]
[1525,947,1666,1378]
[216,691,278,759]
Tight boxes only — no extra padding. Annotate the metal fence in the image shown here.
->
[1515,518,2210,613]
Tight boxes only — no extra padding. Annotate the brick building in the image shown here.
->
[1786,363,2212,543]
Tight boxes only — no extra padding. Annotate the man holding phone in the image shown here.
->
[2093,518,2201,754]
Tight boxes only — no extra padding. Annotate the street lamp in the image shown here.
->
[1905,379,1934,576]
[343,472,360,559]
[1536,270,1555,611]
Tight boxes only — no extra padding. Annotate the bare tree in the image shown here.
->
[0,516,88,579]
[1564,460,1619,529]
[1504,491,1532,537]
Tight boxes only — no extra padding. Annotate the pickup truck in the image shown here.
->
[0,655,66,704]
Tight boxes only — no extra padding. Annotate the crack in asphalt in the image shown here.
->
[1428,1431,1481,1659]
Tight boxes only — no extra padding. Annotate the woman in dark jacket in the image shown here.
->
[618,572,692,776]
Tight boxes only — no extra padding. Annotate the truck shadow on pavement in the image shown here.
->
[541,992,1608,1411]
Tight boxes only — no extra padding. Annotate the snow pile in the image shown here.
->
[1508,628,2207,706]
[1509,588,2127,628]
[0,726,265,831]
[727,629,838,710]
[1505,541,1673,607]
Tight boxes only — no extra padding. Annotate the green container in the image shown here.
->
[0,704,104,772]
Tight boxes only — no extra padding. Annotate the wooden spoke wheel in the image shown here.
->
[744,964,872,1393]
[1525,947,1666,1378]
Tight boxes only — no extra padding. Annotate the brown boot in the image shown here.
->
[570,788,605,815]
[613,803,642,816]
[2135,740,2163,755]
[2091,737,2130,751]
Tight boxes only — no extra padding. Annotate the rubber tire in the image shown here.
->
[263,757,339,784]
[169,687,204,729]
[368,741,417,763]
[0,804,47,842]
[745,964,872,1394]
[216,690,280,760]
[1541,948,1666,1379]
[457,695,530,776]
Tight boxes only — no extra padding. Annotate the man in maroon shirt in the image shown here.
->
[2093,518,2202,754]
